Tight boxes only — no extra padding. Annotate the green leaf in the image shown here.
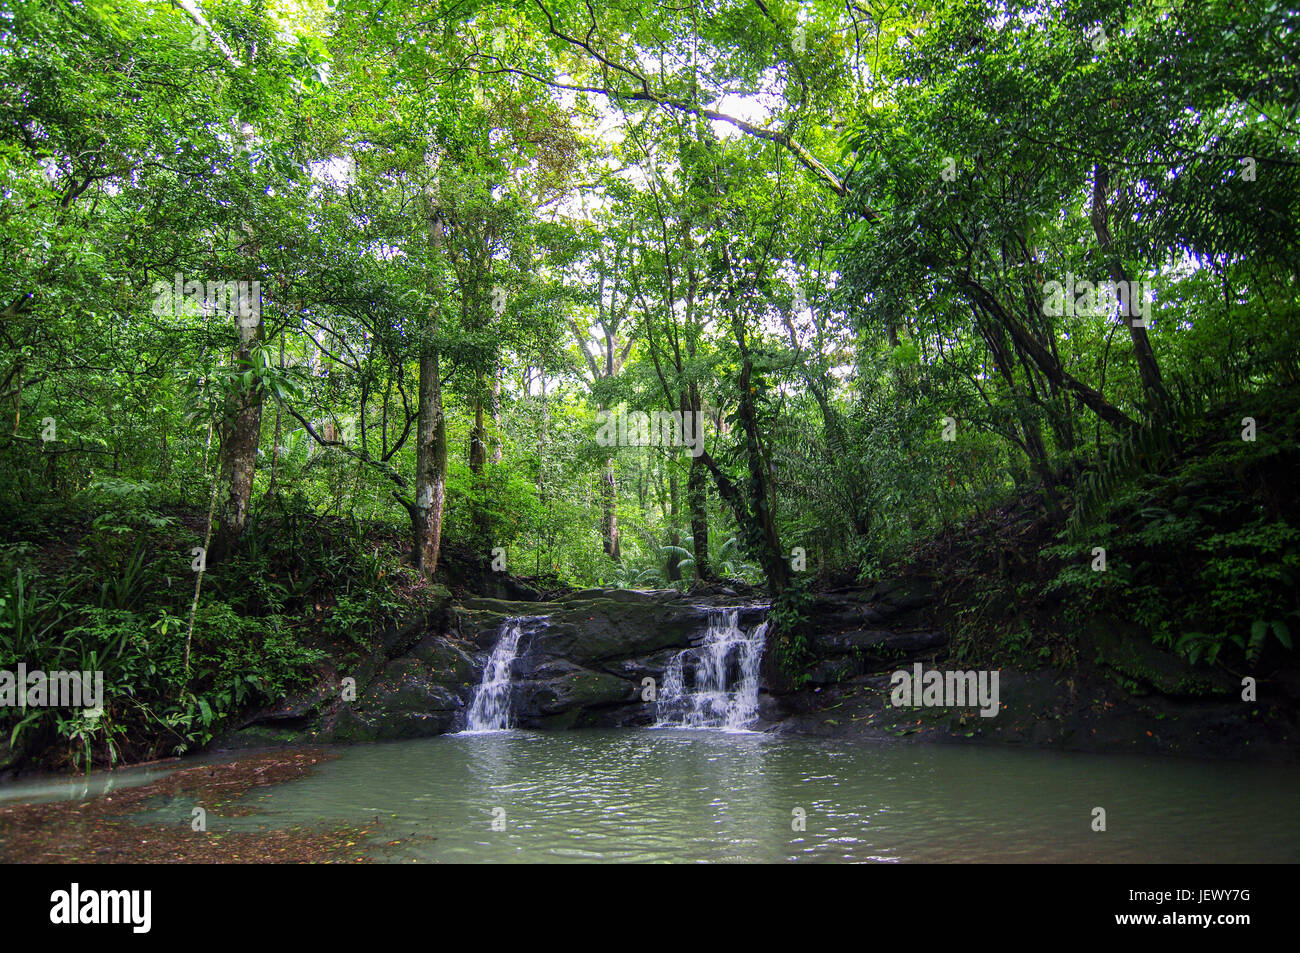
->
[1248,620,1269,662]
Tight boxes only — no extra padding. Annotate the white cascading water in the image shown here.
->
[654,609,769,731]
[464,619,527,732]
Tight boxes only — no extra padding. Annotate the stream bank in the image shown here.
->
[213,579,1297,762]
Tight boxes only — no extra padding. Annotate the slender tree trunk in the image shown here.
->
[184,474,221,679]
[209,290,264,563]
[1021,414,1063,519]
[690,252,788,595]
[10,362,20,435]
[963,278,1135,431]
[728,325,788,594]
[1090,163,1166,405]
[601,456,620,560]
[723,259,788,594]
[491,370,503,464]
[688,453,710,582]
[412,345,447,577]
[737,369,788,593]
[468,372,490,542]
[677,386,712,582]
[414,189,449,578]
[776,305,870,537]
[667,469,682,581]
[469,374,487,472]
[266,333,283,500]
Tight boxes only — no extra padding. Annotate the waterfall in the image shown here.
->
[654,609,769,731]
[464,618,530,732]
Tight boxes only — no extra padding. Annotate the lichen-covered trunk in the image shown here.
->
[601,457,620,561]
[416,180,450,578]
[210,299,263,563]
[413,346,447,578]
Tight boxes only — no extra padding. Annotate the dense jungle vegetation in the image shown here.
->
[1,0,1297,769]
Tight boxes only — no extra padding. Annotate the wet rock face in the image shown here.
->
[220,586,945,745]
[814,628,946,657]
[307,634,480,743]
[758,582,949,702]
[221,592,771,743]
[209,577,1298,760]
[474,597,754,730]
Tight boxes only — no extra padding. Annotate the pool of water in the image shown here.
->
[67,729,1300,863]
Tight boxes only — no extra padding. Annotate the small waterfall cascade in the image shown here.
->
[464,618,532,732]
[654,608,769,730]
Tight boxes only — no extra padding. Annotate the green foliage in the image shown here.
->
[2,0,1298,769]
[1045,398,1300,672]
[0,492,408,769]
[768,578,814,684]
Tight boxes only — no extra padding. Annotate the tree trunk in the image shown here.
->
[468,372,489,542]
[667,469,682,581]
[697,252,788,595]
[266,332,283,500]
[601,457,620,560]
[412,345,447,577]
[491,370,503,463]
[469,374,487,472]
[688,453,710,582]
[963,277,1135,431]
[1090,163,1166,405]
[414,189,449,579]
[209,291,264,563]
[734,345,787,594]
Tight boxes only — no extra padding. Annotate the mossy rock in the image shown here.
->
[328,706,380,743]
[526,599,710,663]
[516,664,636,716]
[406,638,479,686]
[212,725,305,750]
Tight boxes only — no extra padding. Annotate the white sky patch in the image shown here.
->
[310,155,354,189]
[548,89,648,223]
[712,87,782,140]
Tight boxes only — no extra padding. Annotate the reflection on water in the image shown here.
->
[0,759,184,807]
[103,730,1300,863]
